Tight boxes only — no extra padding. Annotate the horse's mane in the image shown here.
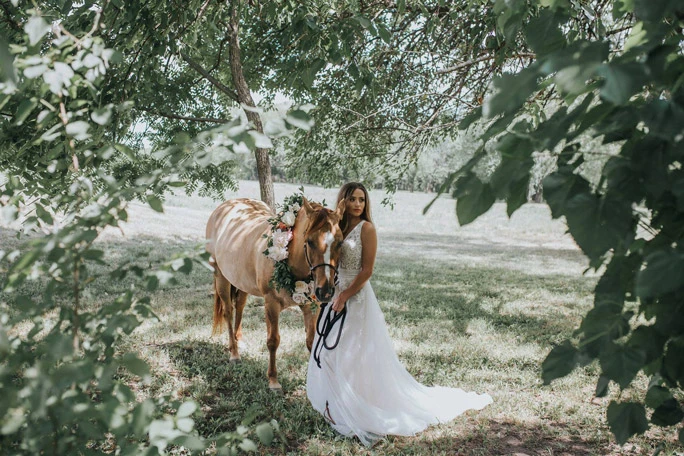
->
[306,205,333,233]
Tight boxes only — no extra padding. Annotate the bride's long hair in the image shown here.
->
[336,182,373,233]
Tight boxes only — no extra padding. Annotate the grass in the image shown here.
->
[2,180,682,455]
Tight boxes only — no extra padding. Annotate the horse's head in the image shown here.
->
[300,197,345,302]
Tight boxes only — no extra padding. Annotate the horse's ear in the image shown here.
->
[333,198,346,220]
[301,197,314,214]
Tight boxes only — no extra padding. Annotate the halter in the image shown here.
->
[302,221,347,369]
[303,242,339,285]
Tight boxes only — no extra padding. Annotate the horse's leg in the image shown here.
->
[264,298,282,393]
[234,290,248,344]
[213,267,240,362]
[300,304,315,352]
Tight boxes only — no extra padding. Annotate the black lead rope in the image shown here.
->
[312,302,347,369]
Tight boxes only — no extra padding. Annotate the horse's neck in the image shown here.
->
[287,213,310,279]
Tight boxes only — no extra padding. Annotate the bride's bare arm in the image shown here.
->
[331,222,377,312]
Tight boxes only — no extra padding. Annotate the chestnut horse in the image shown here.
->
[205,197,345,392]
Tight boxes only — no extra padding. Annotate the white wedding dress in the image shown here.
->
[306,221,493,447]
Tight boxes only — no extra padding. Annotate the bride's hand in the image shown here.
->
[331,293,347,312]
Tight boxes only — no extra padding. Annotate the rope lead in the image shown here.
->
[312,302,347,368]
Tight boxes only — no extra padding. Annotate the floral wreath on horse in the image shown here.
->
[263,189,324,309]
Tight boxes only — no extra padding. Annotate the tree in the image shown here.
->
[435,0,684,446]
[0,3,297,453]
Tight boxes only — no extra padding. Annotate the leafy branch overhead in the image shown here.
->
[440,0,684,446]
[0,4,299,454]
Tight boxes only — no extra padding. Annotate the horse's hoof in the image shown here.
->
[269,386,284,395]
[229,358,242,364]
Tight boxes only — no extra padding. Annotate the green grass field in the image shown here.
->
[2,181,681,455]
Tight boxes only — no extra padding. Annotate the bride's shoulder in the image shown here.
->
[360,220,376,237]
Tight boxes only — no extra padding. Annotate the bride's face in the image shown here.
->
[346,188,366,218]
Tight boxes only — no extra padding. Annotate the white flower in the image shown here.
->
[267,246,288,262]
[290,202,301,213]
[294,281,309,294]
[281,211,296,226]
[272,229,291,249]
[308,281,316,295]
[292,292,307,304]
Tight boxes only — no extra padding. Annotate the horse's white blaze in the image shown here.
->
[324,231,334,278]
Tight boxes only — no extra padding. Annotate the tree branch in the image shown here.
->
[180,51,239,102]
[437,53,535,75]
[135,106,230,124]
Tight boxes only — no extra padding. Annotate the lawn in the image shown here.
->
[1,180,680,455]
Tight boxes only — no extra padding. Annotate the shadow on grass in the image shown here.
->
[373,254,594,348]
[159,341,614,456]
[381,418,612,456]
[156,340,324,440]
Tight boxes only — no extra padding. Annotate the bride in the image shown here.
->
[306,182,493,447]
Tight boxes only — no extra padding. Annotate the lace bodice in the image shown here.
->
[339,221,365,271]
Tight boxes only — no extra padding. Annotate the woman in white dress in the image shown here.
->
[306,182,493,447]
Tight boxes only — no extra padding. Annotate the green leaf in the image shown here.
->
[599,344,645,389]
[540,0,571,9]
[121,353,150,378]
[175,417,194,433]
[524,9,566,56]
[177,401,197,418]
[564,193,613,260]
[542,340,578,384]
[607,401,649,444]
[115,144,137,160]
[377,23,391,45]
[255,422,274,445]
[286,110,314,131]
[489,135,533,216]
[146,274,159,292]
[628,326,666,366]
[238,438,257,452]
[458,107,482,131]
[302,59,326,89]
[453,173,495,225]
[651,399,683,427]
[36,204,54,225]
[636,249,684,298]
[598,63,647,105]
[15,99,37,125]
[91,106,112,125]
[595,375,610,397]
[147,195,164,213]
[130,399,155,437]
[65,121,91,140]
[663,337,684,387]
[624,21,647,51]
[353,15,372,29]
[25,16,50,46]
[24,64,48,79]
[645,385,672,409]
[1,407,25,435]
[173,435,205,451]
[0,37,14,83]
[483,68,539,118]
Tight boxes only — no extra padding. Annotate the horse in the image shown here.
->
[205,197,345,392]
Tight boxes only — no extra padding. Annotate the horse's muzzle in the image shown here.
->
[315,285,335,303]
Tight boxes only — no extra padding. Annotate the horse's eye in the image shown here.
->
[307,240,315,248]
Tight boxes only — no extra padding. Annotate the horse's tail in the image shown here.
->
[212,275,224,336]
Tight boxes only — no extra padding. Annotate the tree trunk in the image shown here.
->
[228,1,275,211]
